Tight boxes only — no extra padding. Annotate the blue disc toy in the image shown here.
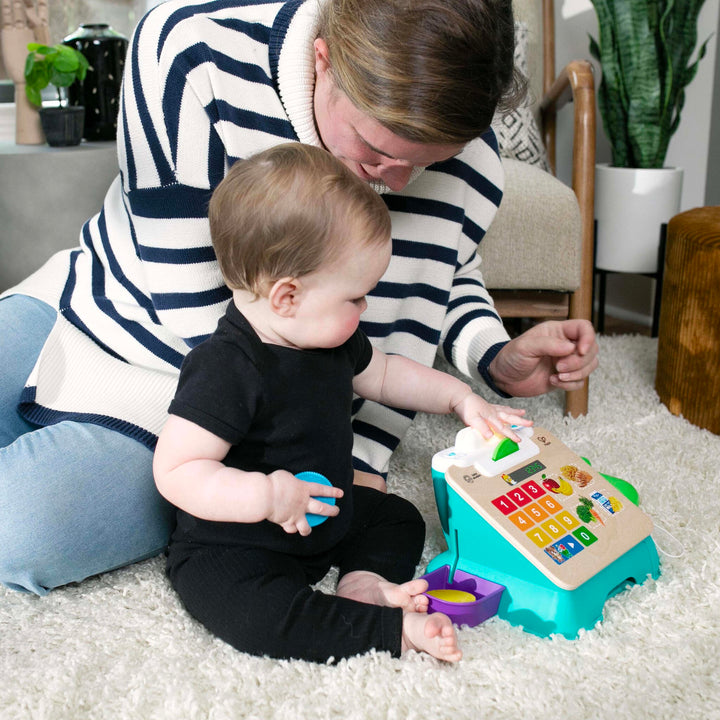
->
[296,471,335,526]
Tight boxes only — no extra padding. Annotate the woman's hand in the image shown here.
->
[489,319,599,397]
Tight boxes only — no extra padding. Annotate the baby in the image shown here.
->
[153,143,531,663]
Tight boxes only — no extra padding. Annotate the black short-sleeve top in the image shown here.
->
[168,301,373,555]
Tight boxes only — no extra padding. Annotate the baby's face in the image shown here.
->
[288,237,391,349]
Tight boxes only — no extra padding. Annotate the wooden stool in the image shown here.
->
[655,206,720,434]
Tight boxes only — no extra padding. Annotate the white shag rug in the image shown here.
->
[2,334,720,720]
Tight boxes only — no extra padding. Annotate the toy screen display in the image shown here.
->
[507,460,546,485]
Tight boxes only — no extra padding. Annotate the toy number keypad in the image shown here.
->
[492,480,598,566]
[444,427,654,590]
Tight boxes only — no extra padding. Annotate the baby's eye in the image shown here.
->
[352,296,366,305]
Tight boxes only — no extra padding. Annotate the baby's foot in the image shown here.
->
[402,611,462,663]
[336,571,429,613]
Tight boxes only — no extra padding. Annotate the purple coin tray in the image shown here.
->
[421,565,505,627]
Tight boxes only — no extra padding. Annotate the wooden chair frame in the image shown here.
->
[491,0,596,417]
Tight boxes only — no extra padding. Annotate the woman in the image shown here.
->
[0,0,597,595]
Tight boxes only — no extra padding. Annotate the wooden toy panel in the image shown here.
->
[444,427,654,590]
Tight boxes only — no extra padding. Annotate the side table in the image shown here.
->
[655,206,720,434]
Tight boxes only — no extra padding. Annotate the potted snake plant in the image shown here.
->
[589,0,710,275]
[24,42,89,147]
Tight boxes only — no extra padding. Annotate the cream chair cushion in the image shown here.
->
[482,0,583,293]
[481,159,581,291]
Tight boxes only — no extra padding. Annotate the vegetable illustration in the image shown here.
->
[577,496,605,525]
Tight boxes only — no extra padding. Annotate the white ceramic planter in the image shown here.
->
[594,164,683,274]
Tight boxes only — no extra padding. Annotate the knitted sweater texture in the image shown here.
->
[7,0,510,475]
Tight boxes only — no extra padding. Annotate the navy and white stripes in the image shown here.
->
[7,0,510,476]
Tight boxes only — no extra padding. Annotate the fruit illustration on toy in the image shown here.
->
[542,475,572,495]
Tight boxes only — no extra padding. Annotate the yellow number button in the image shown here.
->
[555,510,580,531]
[527,527,552,548]
[540,519,566,539]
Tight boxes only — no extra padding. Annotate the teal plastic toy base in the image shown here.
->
[428,470,661,639]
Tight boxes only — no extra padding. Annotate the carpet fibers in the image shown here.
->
[2,334,719,719]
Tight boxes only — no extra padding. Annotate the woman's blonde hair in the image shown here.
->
[209,144,391,294]
[316,0,525,144]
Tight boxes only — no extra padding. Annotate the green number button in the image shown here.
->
[572,526,598,547]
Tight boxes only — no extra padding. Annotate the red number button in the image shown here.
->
[506,487,532,507]
[521,480,545,498]
[491,495,518,515]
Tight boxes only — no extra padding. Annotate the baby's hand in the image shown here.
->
[266,470,343,536]
[452,393,532,442]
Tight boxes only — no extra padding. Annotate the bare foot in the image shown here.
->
[336,571,429,614]
[402,612,462,663]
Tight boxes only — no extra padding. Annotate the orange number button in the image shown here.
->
[536,495,563,515]
[524,502,549,523]
[508,510,534,531]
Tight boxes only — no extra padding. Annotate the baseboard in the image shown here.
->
[595,302,653,328]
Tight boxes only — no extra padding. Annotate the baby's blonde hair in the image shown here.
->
[209,144,391,294]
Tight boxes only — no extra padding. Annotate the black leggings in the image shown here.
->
[166,487,426,663]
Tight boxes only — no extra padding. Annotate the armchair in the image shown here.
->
[482,0,596,417]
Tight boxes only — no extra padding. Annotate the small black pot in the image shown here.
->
[39,106,85,147]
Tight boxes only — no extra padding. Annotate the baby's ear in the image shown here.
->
[268,277,300,317]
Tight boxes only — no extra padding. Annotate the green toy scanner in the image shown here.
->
[423,426,660,638]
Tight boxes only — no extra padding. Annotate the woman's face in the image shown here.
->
[312,39,465,192]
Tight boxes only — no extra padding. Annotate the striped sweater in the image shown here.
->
[8,0,510,476]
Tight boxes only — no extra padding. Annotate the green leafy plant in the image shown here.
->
[589,0,711,168]
[24,43,89,108]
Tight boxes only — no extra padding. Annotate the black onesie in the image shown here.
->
[165,301,426,662]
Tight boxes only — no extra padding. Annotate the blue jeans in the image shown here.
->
[0,295,175,595]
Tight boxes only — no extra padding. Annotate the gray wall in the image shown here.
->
[0,142,118,292]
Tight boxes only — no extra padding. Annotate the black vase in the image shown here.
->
[39,106,85,147]
[63,23,128,141]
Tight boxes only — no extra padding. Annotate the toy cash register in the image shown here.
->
[424,426,660,638]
